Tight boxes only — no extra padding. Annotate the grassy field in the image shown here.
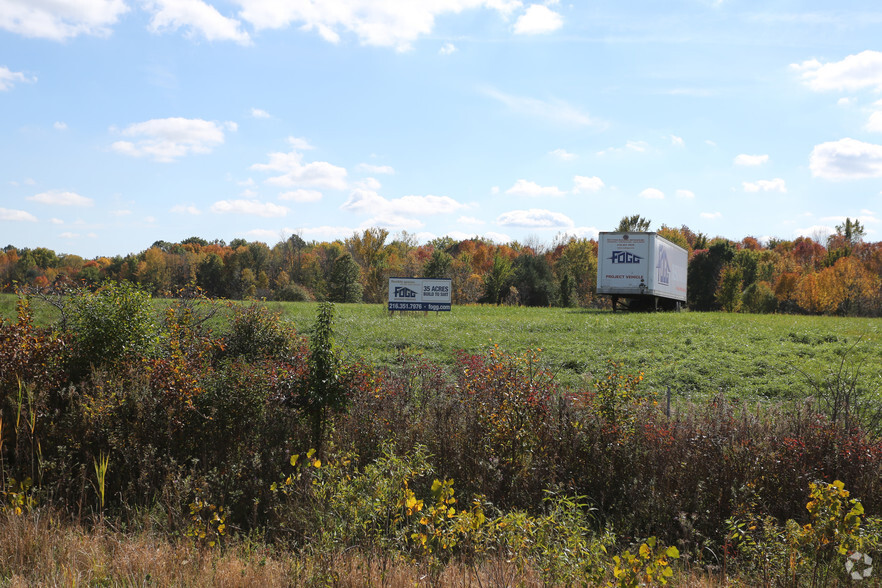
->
[3,292,881,401]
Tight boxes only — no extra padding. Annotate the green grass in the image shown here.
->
[4,292,881,401]
[265,301,882,402]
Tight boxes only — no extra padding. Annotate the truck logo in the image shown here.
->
[394,286,418,298]
[656,247,671,285]
[609,251,643,264]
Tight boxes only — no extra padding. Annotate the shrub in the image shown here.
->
[221,303,302,362]
[66,281,157,378]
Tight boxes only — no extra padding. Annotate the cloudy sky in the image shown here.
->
[2,0,882,258]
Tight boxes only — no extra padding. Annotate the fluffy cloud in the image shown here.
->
[0,0,128,40]
[743,178,787,192]
[0,66,35,91]
[145,0,250,44]
[639,188,664,199]
[439,42,456,55]
[572,175,604,193]
[513,4,562,35]
[866,101,882,133]
[675,189,695,199]
[251,144,348,190]
[359,213,425,230]
[235,0,524,51]
[0,207,37,222]
[793,50,882,92]
[279,189,322,203]
[550,148,577,161]
[670,135,685,147]
[505,179,566,197]
[497,208,574,228]
[250,108,271,118]
[809,138,882,180]
[597,140,649,156]
[27,190,94,206]
[734,154,769,166]
[210,199,288,217]
[482,87,598,127]
[112,118,236,162]
[341,189,466,215]
[700,211,722,219]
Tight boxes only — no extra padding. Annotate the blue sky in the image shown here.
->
[2,0,882,258]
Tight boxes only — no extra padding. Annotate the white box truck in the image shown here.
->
[596,232,687,311]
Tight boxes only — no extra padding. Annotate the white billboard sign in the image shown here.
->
[388,278,452,311]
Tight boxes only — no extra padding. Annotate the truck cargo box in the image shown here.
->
[596,232,687,308]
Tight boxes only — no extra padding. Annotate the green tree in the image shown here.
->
[617,214,651,232]
[511,252,556,306]
[481,254,514,305]
[329,252,363,303]
[834,217,865,246]
[716,264,743,312]
[422,249,453,279]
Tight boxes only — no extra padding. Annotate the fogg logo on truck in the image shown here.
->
[609,251,643,264]
[394,286,418,298]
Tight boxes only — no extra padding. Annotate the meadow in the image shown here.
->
[231,301,882,403]
[4,293,878,400]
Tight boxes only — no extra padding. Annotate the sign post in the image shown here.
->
[388,278,452,313]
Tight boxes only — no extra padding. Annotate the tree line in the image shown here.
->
[2,217,881,316]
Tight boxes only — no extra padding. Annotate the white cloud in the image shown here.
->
[513,4,562,35]
[0,66,35,91]
[838,97,854,107]
[111,117,235,162]
[236,0,522,51]
[240,188,258,198]
[490,186,500,195]
[866,101,882,133]
[287,136,315,150]
[145,0,251,44]
[355,177,382,190]
[794,225,835,240]
[572,175,604,193]
[550,148,577,161]
[49,218,63,224]
[559,226,600,240]
[482,87,598,127]
[743,178,787,192]
[356,163,395,175]
[250,108,271,118]
[0,207,37,222]
[171,204,201,215]
[793,50,882,93]
[110,209,131,217]
[439,42,456,55]
[251,146,348,190]
[497,208,574,228]
[734,154,769,166]
[505,179,566,197]
[700,211,722,219]
[210,199,289,217]
[639,188,665,199]
[0,0,128,41]
[54,121,68,131]
[27,190,94,207]
[59,232,81,239]
[279,189,323,203]
[809,138,882,180]
[670,135,684,147]
[676,189,695,199]
[341,189,467,215]
[457,216,485,225]
[483,231,513,244]
[360,213,425,230]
